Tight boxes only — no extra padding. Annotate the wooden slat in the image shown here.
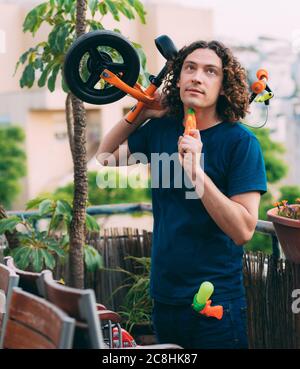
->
[3,320,56,349]
[0,264,11,293]
[7,290,64,346]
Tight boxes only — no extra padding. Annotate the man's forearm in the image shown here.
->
[191,168,256,245]
[97,112,146,155]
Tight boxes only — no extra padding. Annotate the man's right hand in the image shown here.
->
[134,90,169,123]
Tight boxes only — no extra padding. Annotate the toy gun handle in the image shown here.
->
[200,300,223,320]
[184,108,197,135]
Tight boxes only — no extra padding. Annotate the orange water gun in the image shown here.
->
[249,69,273,105]
[184,108,197,136]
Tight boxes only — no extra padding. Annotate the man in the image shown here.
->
[97,40,267,348]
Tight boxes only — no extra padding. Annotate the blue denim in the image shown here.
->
[152,296,248,349]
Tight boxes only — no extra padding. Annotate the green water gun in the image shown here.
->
[192,281,223,320]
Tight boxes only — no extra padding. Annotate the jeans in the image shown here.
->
[152,296,248,349]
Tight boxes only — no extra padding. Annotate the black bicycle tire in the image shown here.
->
[63,30,140,105]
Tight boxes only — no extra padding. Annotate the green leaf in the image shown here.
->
[48,25,62,53]
[98,2,108,16]
[14,49,33,75]
[105,0,120,21]
[41,248,56,270]
[64,0,74,13]
[47,64,60,92]
[89,0,98,17]
[86,214,100,232]
[56,200,73,218]
[47,243,65,258]
[84,246,94,272]
[132,41,147,69]
[26,196,47,210]
[20,64,35,88]
[61,76,70,93]
[117,1,135,19]
[32,248,43,272]
[56,24,70,53]
[38,64,52,88]
[60,234,69,248]
[23,8,38,33]
[133,0,146,24]
[23,3,48,36]
[13,246,32,270]
[34,58,43,70]
[84,245,103,272]
[87,20,105,31]
[0,217,22,234]
[39,199,53,216]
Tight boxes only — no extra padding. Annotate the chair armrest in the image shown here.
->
[96,303,107,311]
[97,310,122,323]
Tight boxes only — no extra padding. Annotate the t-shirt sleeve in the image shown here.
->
[227,134,267,197]
[127,120,151,164]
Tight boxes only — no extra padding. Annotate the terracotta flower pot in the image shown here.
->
[267,205,300,264]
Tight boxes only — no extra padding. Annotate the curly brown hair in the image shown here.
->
[162,40,249,122]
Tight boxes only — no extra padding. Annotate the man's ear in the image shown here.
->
[219,87,225,96]
[176,78,180,88]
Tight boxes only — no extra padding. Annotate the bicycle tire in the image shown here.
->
[63,30,140,105]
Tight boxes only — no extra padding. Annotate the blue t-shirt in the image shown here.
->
[128,116,267,305]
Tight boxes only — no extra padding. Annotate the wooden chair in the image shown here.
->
[4,256,123,348]
[0,287,75,349]
[38,270,182,349]
[0,262,19,339]
[38,270,113,348]
[3,256,41,296]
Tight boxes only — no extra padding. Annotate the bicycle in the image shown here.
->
[63,30,274,128]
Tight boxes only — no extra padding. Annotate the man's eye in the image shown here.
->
[207,69,216,75]
[186,64,195,70]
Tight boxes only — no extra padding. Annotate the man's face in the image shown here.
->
[177,48,224,111]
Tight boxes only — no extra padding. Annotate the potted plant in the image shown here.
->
[0,197,103,273]
[267,199,300,263]
[110,256,157,345]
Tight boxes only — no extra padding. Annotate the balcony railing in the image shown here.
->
[7,202,281,255]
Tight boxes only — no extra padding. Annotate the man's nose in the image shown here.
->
[191,69,204,84]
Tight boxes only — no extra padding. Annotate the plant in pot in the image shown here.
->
[110,256,156,345]
[0,197,103,274]
[267,199,300,263]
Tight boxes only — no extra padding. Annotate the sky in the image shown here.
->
[146,0,300,43]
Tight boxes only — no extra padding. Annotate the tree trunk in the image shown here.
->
[65,93,75,162]
[0,204,20,249]
[69,0,88,289]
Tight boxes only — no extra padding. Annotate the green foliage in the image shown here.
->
[54,170,151,205]
[0,197,102,272]
[109,256,152,332]
[16,0,148,93]
[278,185,300,204]
[0,126,26,208]
[252,128,288,184]
[245,128,289,254]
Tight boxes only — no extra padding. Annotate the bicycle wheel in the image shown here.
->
[63,30,140,105]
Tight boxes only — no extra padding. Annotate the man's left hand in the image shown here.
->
[178,129,203,180]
